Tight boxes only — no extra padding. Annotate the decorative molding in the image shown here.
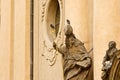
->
[41,0,47,22]
[41,0,63,22]
[58,0,63,9]
[41,40,58,66]
[40,0,63,66]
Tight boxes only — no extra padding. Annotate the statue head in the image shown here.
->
[64,20,73,36]
[64,20,76,48]
[108,41,116,49]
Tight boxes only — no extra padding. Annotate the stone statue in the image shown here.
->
[101,41,118,80]
[53,20,92,80]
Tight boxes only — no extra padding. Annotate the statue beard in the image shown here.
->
[65,33,76,49]
[65,41,74,48]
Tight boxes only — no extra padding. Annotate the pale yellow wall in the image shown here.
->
[1,0,120,80]
[94,0,120,80]
[0,0,30,80]
[0,0,11,80]
[65,0,93,51]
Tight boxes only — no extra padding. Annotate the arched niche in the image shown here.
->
[41,0,63,66]
[45,0,61,42]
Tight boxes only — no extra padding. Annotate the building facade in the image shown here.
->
[1,0,120,80]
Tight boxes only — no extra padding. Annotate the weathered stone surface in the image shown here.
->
[53,20,92,80]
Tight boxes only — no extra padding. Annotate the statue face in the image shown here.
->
[108,41,116,49]
[64,25,73,36]
[67,37,75,48]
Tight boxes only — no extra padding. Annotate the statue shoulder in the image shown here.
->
[74,39,84,47]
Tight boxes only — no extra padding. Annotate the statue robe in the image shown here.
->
[58,38,91,80]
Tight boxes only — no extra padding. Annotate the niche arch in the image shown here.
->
[44,0,62,42]
[41,0,64,66]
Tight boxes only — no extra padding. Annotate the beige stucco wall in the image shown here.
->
[65,0,93,52]
[36,0,120,80]
[1,0,120,80]
[0,0,30,80]
[0,0,11,80]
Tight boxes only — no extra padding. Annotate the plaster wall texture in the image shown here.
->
[0,0,30,80]
[65,0,93,51]
[0,0,120,80]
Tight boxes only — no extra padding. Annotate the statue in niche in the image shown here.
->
[53,20,92,80]
[101,41,118,80]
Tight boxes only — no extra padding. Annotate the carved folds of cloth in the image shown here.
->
[53,20,92,80]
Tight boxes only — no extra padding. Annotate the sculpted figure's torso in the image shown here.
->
[101,41,118,80]
[53,20,92,80]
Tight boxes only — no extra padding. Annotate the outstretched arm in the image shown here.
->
[53,42,66,56]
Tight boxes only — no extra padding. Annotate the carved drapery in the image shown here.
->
[101,41,120,80]
[101,41,117,80]
[109,50,120,80]
[53,21,92,80]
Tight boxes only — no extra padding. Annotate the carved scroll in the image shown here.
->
[41,40,58,66]
[41,0,47,22]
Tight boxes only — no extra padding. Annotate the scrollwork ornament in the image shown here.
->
[41,0,47,22]
[41,40,58,66]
